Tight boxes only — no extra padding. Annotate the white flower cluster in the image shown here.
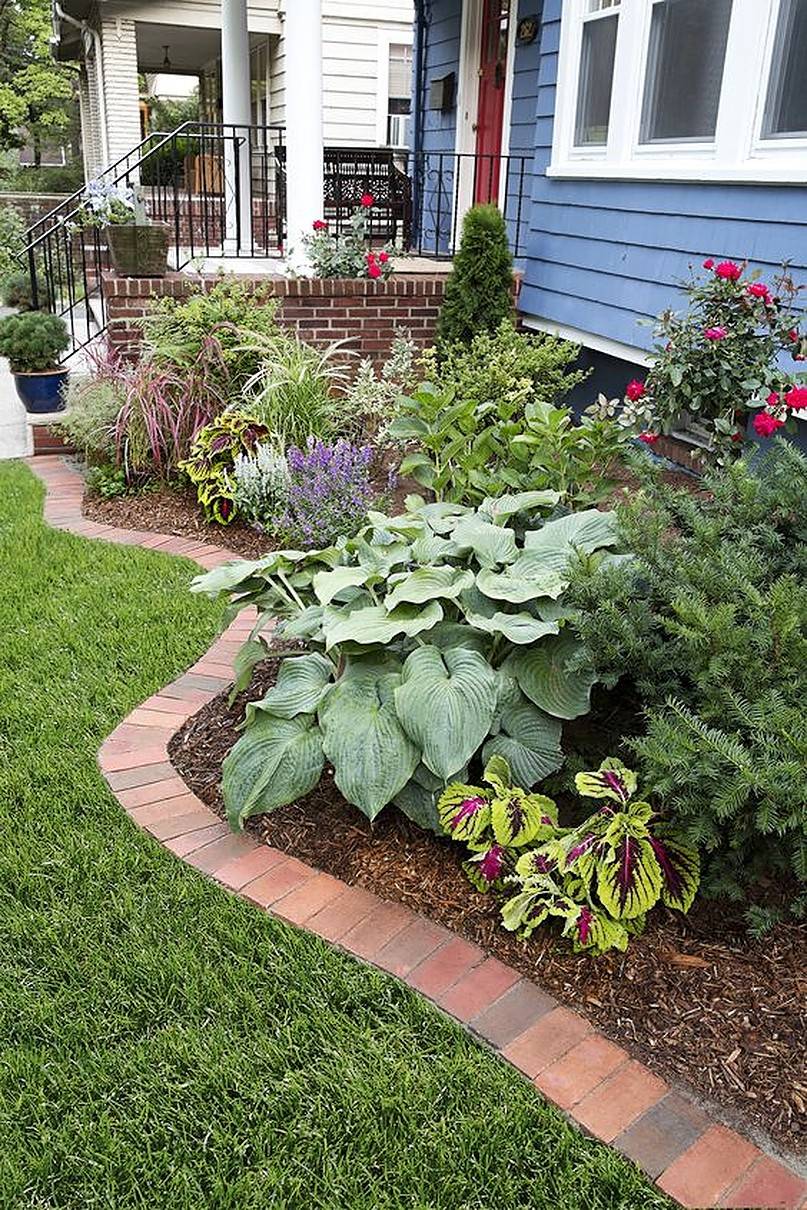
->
[231,441,290,529]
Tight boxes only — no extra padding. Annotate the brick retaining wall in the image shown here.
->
[0,192,70,227]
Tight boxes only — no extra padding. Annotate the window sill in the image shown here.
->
[546,160,807,185]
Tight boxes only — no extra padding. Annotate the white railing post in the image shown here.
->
[221,0,252,252]
[285,0,324,273]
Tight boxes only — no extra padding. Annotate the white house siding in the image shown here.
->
[98,16,143,166]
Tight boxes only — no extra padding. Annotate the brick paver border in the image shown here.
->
[26,455,806,1210]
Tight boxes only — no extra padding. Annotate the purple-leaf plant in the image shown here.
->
[438,755,700,956]
[273,437,380,548]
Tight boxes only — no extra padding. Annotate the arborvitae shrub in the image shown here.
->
[436,204,514,346]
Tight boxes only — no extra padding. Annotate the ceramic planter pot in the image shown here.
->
[106,223,170,277]
[12,368,69,413]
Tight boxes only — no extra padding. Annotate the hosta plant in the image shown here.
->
[192,496,623,830]
[180,413,270,523]
[439,756,700,955]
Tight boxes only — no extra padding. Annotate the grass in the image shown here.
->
[0,462,670,1210]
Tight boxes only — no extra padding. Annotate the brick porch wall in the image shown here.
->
[104,272,447,360]
[0,192,71,227]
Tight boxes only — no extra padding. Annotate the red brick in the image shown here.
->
[534,1033,628,1109]
[406,936,485,999]
[438,956,520,1022]
[129,794,206,826]
[241,857,314,907]
[502,1006,591,1078]
[574,1060,668,1142]
[720,1157,806,1209]
[373,919,449,978]
[613,1092,710,1179]
[148,809,218,840]
[340,901,415,960]
[472,980,556,1048]
[105,760,176,790]
[165,822,230,857]
[98,744,167,773]
[658,1125,760,1209]
[127,707,189,730]
[273,872,346,924]
[185,832,255,875]
[305,885,379,941]
[215,845,287,891]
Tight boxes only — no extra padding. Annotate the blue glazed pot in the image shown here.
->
[12,370,69,414]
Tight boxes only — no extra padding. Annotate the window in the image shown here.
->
[387,43,412,146]
[762,0,807,138]
[640,0,732,143]
[574,0,620,146]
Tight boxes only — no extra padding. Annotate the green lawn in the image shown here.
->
[0,462,669,1210]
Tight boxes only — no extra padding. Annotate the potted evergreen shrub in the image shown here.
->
[0,311,70,412]
[74,180,170,278]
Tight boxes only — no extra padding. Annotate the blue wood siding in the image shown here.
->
[419,0,807,354]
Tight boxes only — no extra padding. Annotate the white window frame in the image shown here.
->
[375,32,413,148]
[549,0,807,183]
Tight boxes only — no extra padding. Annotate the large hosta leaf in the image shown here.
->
[385,566,474,611]
[320,669,418,820]
[192,556,269,597]
[651,834,700,913]
[322,600,443,649]
[245,653,333,722]
[278,604,325,641]
[229,636,269,702]
[483,696,564,786]
[465,608,559,645]
[597,836,662,920]
[510,633,597,720]
[523,509,620,572]
[313,565,371,605]
[222,713,324,828]
[479,491,561,524]
[450,516,518,567]
[396,645,498,778]
[410,533,461,563]
[476,559,566,604]
[394,775,442,833]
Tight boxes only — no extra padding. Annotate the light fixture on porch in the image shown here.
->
[162,45,172,70]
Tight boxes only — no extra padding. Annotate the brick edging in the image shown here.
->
[26,455,806,1210]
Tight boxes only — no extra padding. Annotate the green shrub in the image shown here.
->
[192,496,623,831]
[240,332,354,446]
[60,374,124,464]
[438,755,699,955]
[85,463,129,499]
[0,204,26,284]
[436,204,514,347]
[180,413,271,524]
[568,441,807,920]
[0,311,68,371]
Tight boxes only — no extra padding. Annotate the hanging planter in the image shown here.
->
[106,223,171,278]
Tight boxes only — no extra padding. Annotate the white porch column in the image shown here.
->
[98,17,141,169]
[221,0,253,251]
[284,0,324,273]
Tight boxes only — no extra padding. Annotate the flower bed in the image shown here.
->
[168,653,806,1154]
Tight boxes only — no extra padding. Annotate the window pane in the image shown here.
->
[763,0,807,137]
[574,13,618,146]
[641,0,733,142]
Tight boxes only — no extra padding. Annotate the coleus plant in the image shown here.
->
[192,495,624,830]
[180,412,270,524]
[438,756,700,955]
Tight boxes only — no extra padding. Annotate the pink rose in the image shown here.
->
[702,259,714,270]
[704,326,727,341]
[312,219,327,231]
[715,261,742,281]
[625,379,646,401]
[367,262,382,279]
[747,282,771,302]
[753,411,785,437]
[785,385,807,411]
[638,432,659,445]
[360,193,374,208]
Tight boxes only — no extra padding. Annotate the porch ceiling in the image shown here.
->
[136,23,221,74]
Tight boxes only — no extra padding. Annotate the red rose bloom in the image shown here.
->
[625,379,646,401]
[312,219,327,231]
[715,261,742,281]
[747,282,771,301]
[766,391,780,407]
[789,329,799,342]
[704,326,727,341]
[367,262,382,279]
[731,431,744,443]
[638,432,659,444]
[702,258,714,270]
[785,385,807,411]
[753,411,785,437]
[360,193,374,207]
[378,250,389,263]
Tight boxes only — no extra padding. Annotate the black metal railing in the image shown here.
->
[22,131,530,357]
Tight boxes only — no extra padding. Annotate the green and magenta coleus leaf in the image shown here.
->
[437,783,491,843]
[575,758,638,805]
[597,835,663,920]
[651,834,700,913]
[490,789,557,847]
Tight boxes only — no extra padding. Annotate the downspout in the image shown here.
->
[54,2,110,168]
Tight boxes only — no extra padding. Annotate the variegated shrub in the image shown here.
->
[438,756,700,955]
[192,494,623,832]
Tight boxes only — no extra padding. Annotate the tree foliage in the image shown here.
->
[0,0,76,163]
[437,203,514,346]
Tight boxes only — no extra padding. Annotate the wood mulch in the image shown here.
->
[168,654,807,1157]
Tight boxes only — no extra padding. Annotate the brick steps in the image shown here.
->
[26,454,807,1210]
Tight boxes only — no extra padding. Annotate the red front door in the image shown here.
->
[474,0,510,203]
